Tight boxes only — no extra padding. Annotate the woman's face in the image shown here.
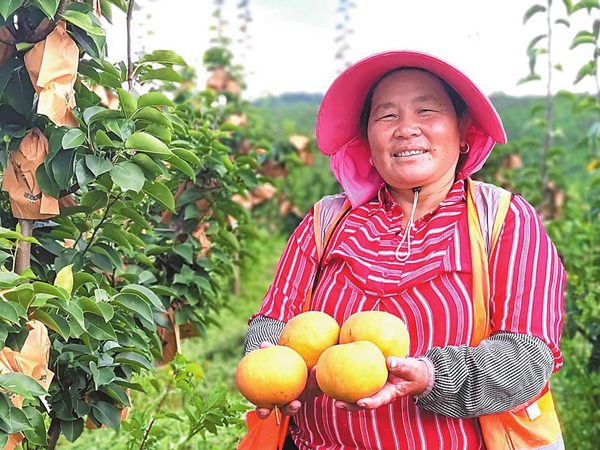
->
[367,70,466,191]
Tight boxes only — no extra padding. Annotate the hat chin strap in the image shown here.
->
[395,187,421,262]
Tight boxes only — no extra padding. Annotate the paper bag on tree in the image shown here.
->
[2,128,59,219]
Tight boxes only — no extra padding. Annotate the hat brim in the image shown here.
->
[316,51,507,207]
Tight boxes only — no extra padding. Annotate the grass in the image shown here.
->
[56,233,287,449]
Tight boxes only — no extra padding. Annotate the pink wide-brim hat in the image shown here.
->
[316,50,507,208]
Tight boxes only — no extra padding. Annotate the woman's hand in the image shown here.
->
[334,357,430,412]
[255,341,323,419]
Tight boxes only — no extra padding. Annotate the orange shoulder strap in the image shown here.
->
[466,178,512,346]
[303,196,351,312]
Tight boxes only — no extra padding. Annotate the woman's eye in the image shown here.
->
[419,109,435,114]
[379,114,396,120]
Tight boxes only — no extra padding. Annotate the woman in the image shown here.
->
[244,51,565,450]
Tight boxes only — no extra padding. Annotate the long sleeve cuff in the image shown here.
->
[414,331,554,418]
[244,315,286,354]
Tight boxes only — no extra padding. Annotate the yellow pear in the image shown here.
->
[316,341,388,403]
[235,346,307,408]
[340,311,410,358]
[279,311,340,370]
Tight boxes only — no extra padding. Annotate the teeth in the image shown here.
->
[393,150,427,157]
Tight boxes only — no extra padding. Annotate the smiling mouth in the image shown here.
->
[392,149,428,158]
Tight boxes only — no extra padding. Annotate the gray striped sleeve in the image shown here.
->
[244,315,285,354]
[415,332,554,418]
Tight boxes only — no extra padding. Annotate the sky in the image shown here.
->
[105,0,599,99]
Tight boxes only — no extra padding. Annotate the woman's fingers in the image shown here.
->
[334,400,363,412]
[256,407,272,419]
[259,341,274,349]
[280,399,303,416]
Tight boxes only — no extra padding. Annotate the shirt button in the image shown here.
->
[382,270,389,278]
[391,238,399,245]
[377,288,385,296]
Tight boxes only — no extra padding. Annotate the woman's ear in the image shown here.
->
[458,114,472,140]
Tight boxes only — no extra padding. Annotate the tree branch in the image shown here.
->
[139,375,175,450]
[127,0,135,90]
[80,194,122,259]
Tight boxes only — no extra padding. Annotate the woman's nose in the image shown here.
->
[393,118,421,139]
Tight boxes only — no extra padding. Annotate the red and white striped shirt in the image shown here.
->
[252,180,565,450]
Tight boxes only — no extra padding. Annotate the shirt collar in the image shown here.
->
[368,179,466,216]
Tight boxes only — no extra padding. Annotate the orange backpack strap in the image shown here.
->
[303,194,351,312]
[467,178,563,450]
[466,178,512,346]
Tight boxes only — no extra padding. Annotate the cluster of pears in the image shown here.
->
[236,311,410,408]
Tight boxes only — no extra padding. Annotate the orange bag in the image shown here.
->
[238,409,290,450]
[1,128,60,219]
[24,21,78,127]
[0,320,54,450]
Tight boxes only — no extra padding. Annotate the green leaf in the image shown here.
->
[55,264,74,295]
[31,310,70,340]
[0,0,23,19]
[523,4,546,24]
[117,88,137,117]
[0,394,10,422]
[32,282,69,301]
[121,284,166,311]
[23,406,46,446]
[75,158,95,188]
[110,162,145,192]
[140,49,187,66]
[36,165,60,200]
[555,18,570,27]
[85,315,117,340]
[116,207,151,230]
[61,10,106,36]
[95,129,115,147]
[100,383,130,406]
[575,60,596,84]
[144,123,171,144]
[142,180,175,212]
[527,34,547,53]
[4,407,31,433]
[50,149,76,190]
[62,129,86,149]
[100,224,132,250]
[114,352,153,371]
[517,73,542,85]
[141,67,183,83]
[174,243,194,264]
[0,373,46,400]
[85,154,113,177]
[570,34,597,49]
[132,153,163,177]
[125,132,172,157]
[0,302,18,323]
[79,297,105,317]
[172,148,201,166]
[112,293,153,322]
[105,118,135,140]
[92,401,120,430]
[61,419,83,442]
[167,155,195,181]
[73,272,97,292]
[31,0,59,18]
[132,107,173,128]
[83,106,122,124]
[81,190,108,210]
[137,92,174,108]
